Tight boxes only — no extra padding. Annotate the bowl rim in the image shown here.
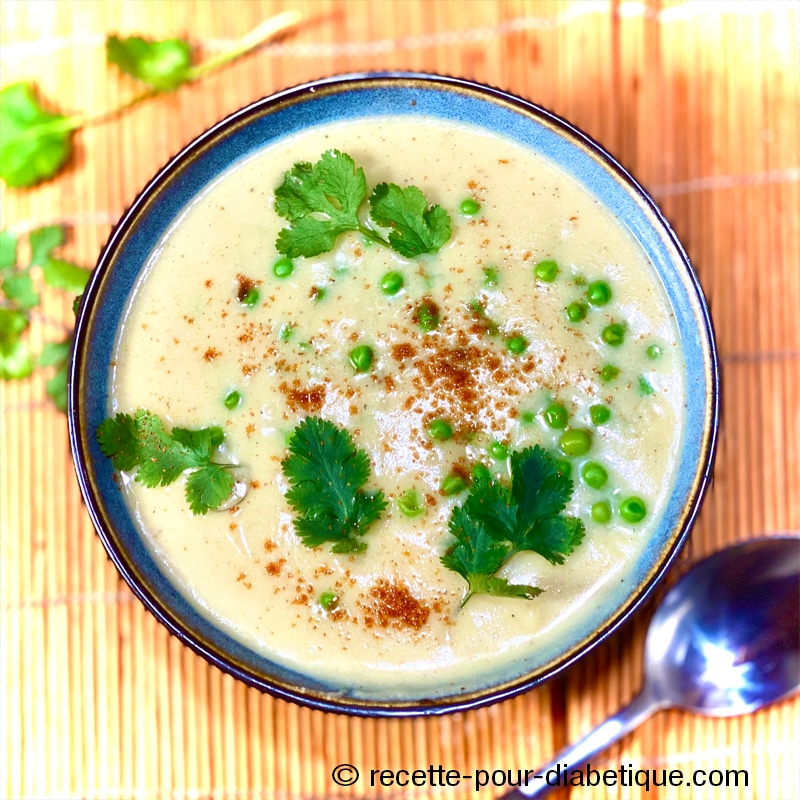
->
[68,70,720,717]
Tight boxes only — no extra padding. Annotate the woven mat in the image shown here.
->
[2,2,798,798]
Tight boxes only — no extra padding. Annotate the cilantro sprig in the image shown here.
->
[1,225,90,409]
[274,150,452,259]
[281,416,387,554]
[0,12,301,188]
[96,410,237,514]
[441,446,586,606]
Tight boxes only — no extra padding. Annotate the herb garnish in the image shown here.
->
[96,410,237,514]
[441,445,585,606]
[0,12,301,188]
[281,416,387,554]
[105,35,193,92]
[369,181,452,258]
[1,225,90,409]
[274,150,452,259]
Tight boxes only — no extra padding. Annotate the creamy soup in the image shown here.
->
[108,117,685,700]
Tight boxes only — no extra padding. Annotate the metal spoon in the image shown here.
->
[504,535,800,799]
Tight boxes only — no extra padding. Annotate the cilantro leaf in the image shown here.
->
[281,416,387,553]
[124,414,200,487]
[38,338,72,412]
[96,410,154,472]
[96,410,236,514]
[38,339,71,369]
[0,304,29,339]
[441,508,542,606]
[0,230,18,270]
[29,225,64,266]
[0,337,33,380]
[171,425,225,459]
[440,446,585,605]
[185,464,236,515]
[106,35,192,91]
[508,446,584,563]
[275,151,369,258]
[2,272,39,310]
[0,83,75,188]
[466,573,543,602]
[42,258,91,293]
[441,505,508,577]
[459,472,517,542]
[28,225,89,292]
[518,515,587,567]
[369,182,452,258]
[0,308,33,379]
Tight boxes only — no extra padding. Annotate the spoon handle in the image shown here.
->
[504,688,661,798]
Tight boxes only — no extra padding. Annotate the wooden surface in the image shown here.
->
[1,2,798,798]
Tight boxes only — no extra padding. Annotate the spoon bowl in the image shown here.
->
[646,535,800,715]
[506,535,800,798]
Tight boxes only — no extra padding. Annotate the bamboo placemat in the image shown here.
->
[2,2,798,798]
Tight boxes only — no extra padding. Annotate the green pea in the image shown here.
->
[489,440,509,460]
[318,592,339,611]
[589,404,612,425]
[460,198,481,216]
[241,287,260,307]
[506,334,528,354]
[566,301,588,322]
[428,418,453,441]
[483,266,499,287]
[273,256,294,278]
[441,473,467,496]
[591,500,612,524]
[581,461,608,489]
[599,364,620,382]
[601,323,626,347]
[278,322,294,341]
[542,402,569,429]
[587,280,612,306]
[471,462,492,482]
[620,496,647,523]
[639,375,655,395]
[223,390,242,410]
[647,343,663,360]
[534,259,559,282]
[348,344,374,373]
[554,458,573,479]
[521,410,536,424]
[398,489,425,518]
[380,270,404,295]
[414,300,439,331]
[310,286,326,302]
[559,428,592,457]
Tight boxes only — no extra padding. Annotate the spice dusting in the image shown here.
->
[360,579,431,631]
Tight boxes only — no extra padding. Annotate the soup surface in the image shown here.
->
[109,116,685,699]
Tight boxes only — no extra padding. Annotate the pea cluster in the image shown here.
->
[245,195,657,531]
[537,395,646,525]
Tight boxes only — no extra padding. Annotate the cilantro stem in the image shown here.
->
[187,11,301,81]
[61,88,160,130]
[357,223,391,249]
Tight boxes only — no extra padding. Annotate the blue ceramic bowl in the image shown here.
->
[68,72,719,716]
